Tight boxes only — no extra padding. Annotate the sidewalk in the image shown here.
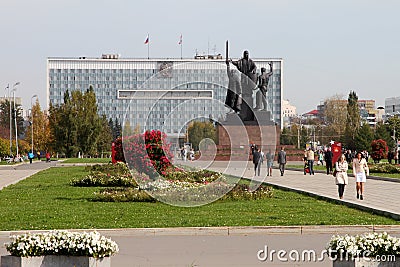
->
[0,161,56,190]
[182,160,400,220]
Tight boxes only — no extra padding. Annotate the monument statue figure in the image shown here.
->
[229,50,257,121]
[224,60,242,113]
[255,63,273,111]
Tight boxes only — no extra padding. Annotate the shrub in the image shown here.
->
[369,163,400,174]
[221,184,274,201]
[122,130,175,178]
[71,162,138,187]
[371,139,388,163]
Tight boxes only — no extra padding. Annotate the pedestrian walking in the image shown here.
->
[352,151,369,200]
[253,148,263,176]
[335,154,349,199]
[46,151,51,162]
[28,152,34,164]
[277,147,286,176]
[266,150,274,176]
[325,147,333,175]
[318,150,324,166]
[306,148,315,175]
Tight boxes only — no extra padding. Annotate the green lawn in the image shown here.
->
[0,166,398,230]
[61,158,111,164]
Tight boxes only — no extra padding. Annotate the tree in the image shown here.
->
[354,123,374,152]
[0,138,8,157]
[0,99,24,140]
[97,115,113,156]
[387,115,400,152]
[374,122,393,149]
[49,88,105,157]
[323,94,347,139]
[113,118,122,140]
[73,87,103,155]
[344,91,360,150]
[24,100,53,153]
[187,120,216,150]
[280,127,293,145]
[49,90,79,157]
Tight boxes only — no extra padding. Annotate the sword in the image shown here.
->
[225,40,229,64]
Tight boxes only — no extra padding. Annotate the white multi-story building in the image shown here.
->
[47,55,283,141]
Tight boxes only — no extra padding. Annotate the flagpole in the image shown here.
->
[179,34,183,59]
[147,34,150,59]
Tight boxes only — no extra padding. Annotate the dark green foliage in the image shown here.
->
[187,120,216,150]
[48,88,113,157]
[354,123,374,152]
[374,122,394,149]
[344,91,360,150]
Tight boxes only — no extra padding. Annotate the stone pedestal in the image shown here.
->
[213,111,279,161]
[1,255,111,267]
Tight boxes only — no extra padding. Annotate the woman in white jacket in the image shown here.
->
[352,152,369,200]
[335,154,349,199]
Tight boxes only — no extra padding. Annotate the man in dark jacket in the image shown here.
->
[277,147,287,176]
[324,147,333,175]
[252,148,263,176]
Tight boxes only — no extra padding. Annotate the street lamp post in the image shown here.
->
[11,82,19,157]
[31,95,38,154]
[13,90,18,158]
[4,84,11,156]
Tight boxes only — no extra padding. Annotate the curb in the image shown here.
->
[2,225,400,238]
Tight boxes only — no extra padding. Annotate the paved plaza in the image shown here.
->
[1,160,400,266]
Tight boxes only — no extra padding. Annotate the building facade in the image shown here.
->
[47,55,283,141]
[385,97,400,116]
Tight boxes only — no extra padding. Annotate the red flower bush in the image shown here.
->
[120,130,175,178]
[371,139,388,163]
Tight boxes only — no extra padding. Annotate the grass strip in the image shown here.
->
[0,166,398,230]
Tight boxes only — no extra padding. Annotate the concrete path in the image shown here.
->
[0,161,57,190]
[182,160,400,220]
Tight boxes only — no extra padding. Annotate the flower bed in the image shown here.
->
[327,232,400,260]
[93,182,274,203]
[71,162,138,187]
[369,163,400,174]
[5,230,119,258]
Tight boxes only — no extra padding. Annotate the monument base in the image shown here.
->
[205,112,280,161]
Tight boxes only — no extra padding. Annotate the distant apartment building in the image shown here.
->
[282,99,296,127]
[385,97,400,116]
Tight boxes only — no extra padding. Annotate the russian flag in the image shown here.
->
[144,34,149,44]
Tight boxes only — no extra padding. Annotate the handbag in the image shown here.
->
[332,169,337,177]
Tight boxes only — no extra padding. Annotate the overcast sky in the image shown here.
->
[1,0,399,114]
